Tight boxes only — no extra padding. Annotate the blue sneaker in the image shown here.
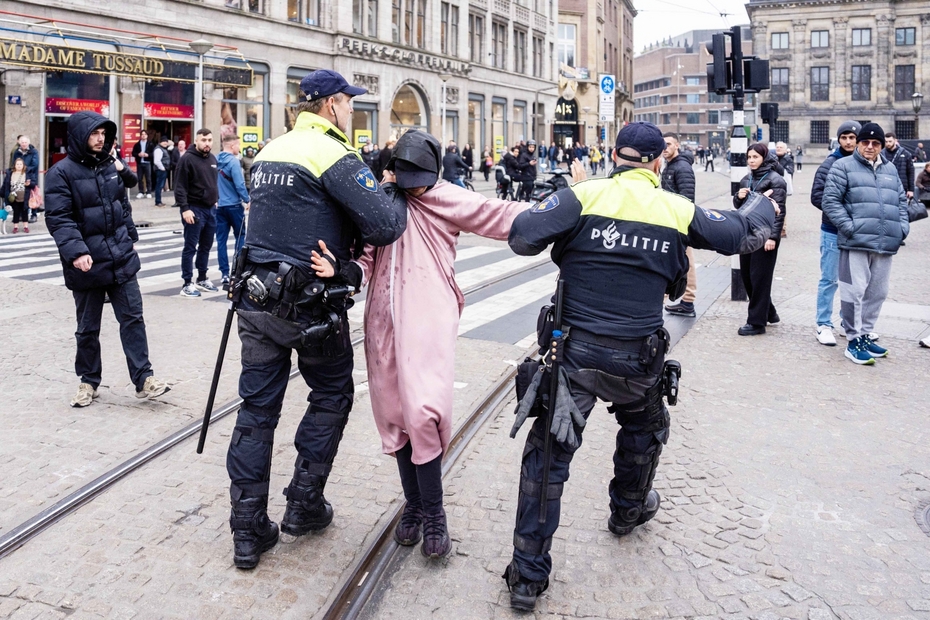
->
[180,283,201,298]
[862,335,888,358]
[845,337,876,365]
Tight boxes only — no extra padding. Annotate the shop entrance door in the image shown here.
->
[46,117,70,170]
[553,125,579,156]
[145,120,192,147]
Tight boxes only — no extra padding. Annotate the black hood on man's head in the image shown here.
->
[67,111,117,163]
[388,130,442,175]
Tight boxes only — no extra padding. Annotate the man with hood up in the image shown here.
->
[215,133,250,289]
[45,111,170,408]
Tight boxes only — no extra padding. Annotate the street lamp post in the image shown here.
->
[189,38,214,131]
[675,59,682,136]
[439,73,451,151]
[913,91,924,141]
[582,106,591,145]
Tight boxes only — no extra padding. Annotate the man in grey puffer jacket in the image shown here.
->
[822,123,909,366]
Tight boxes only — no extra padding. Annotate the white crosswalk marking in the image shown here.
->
[457,274,556,334]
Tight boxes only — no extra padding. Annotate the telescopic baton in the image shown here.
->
[196,246,249,454]
[539,279,565,524]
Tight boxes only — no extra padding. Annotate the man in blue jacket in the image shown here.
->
[810,120,860,346]
[45,112,169,407]
[216,133,250,289]
[822,123,908,365]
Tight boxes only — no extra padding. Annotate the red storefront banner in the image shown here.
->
[144,103,194,119]
[122,114,142,171]
[46,98,109,115]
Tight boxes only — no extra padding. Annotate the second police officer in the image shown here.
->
[503,122,779,610]
[224,70,407,569]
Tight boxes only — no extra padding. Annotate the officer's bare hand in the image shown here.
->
[73,255,93,272]
[570,160,587,183]
[764,239,776,251]
[311,240,336,278]
[182,210,196,225]
[737,187,750,199]
[382,170,396,184]
[762,189,781,216]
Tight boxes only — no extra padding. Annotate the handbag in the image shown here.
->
[28,187,44,212]
[906,197,928,223]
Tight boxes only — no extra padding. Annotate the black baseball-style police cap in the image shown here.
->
[615,122,666,163]
[299,69,367,102]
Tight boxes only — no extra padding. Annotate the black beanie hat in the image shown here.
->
[857,123,885,144]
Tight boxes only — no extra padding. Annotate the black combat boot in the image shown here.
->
[281,465,333,536]
[394,442,423,546]
[503,560,549,611]
[230,497,279,569]
[608,489,661,536]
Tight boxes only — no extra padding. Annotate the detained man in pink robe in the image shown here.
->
[312,130,529,559]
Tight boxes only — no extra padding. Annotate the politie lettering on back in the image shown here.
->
[591,221,671,253]
[251,163,295,188]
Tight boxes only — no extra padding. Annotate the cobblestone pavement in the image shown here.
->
[3,164,929,619]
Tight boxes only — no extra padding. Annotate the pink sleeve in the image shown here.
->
[352,245,377,286]
[438,186,532,240]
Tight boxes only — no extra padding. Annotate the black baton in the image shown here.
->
[196,246,249,454]
[539,278,565,524]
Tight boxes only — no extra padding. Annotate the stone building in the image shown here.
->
[747,0,929,149]
[0,0,561,178]
[553,0,636,149]
[632,28,755,150]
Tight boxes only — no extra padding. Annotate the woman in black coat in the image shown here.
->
[461,144,474,179]
[732,143,787,335]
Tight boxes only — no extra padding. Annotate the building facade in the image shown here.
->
[748,0,929,149]
[632,28,755,150]
[0,0,560,177]
[553,0,636,149]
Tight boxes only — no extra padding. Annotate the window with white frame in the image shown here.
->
[811,30,829,48]
[771,32,788,49]
[556,23,576,68]
[851,28,871,46]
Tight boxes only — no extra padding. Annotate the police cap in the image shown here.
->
[614,122,666,163]
[299,69,367,102]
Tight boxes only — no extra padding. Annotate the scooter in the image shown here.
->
[529,168,572,202]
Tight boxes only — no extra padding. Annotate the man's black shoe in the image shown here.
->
[281,470,334,536]
[738,323,766,336]
[230,497,279,570]
[664,300,696,317]
[767,311,780,324]
[503,561,549,612]
[608,490,661,536]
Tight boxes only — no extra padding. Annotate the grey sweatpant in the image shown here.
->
[839,249,893,341]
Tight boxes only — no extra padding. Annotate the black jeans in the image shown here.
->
[226,300,354,501]
[740,241,780,327]
[511,338,669,582]
[138,162,152,194]
[181,206,217,284]
[72,275,153,391]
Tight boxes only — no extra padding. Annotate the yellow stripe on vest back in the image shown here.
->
[254,112,359,177]
[572,169,695,235]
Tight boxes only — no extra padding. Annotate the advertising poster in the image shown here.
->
[238,126,262,149]
[45,98,109,116]
[354,129,372,150]
[122,114,142,171]
[143,103,194,119]
[494,135,504,156]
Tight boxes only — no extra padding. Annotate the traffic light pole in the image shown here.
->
[727,25,749,302]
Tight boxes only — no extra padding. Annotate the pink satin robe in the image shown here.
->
[355,181,529,464]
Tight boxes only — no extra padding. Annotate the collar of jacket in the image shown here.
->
[852,148,888,168]
[608,166,660,187]
[295,112,351,145]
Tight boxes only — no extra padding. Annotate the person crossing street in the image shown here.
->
[175,128,219,298]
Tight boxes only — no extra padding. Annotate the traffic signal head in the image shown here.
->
[705,33,729,94]
[744,58,770,92]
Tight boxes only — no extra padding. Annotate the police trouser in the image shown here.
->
[226,298,354,504]
[511,338,670,582]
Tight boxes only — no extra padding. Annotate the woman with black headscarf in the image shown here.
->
[732,142,787,335]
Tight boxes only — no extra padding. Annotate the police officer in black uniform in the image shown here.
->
[502,122,779,610]
[225,70,407,569]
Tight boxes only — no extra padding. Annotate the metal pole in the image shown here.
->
[728,25,749,302]
[675,60,681,136]
[440,78,447,150]
[195,53,204,131]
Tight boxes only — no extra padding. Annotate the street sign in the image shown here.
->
[599,74,615,121]
[599,75,615,95]
[7,95,21,105]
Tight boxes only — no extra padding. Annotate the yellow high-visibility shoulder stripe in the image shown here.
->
[254,112,360,177]
[571,168,695,234]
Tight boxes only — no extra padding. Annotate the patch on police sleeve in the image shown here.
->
[531,194,559,213]
[354,168,379,192]
[700,207,726,222]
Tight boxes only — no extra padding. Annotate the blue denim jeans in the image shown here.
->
[215,205,246,278]
[816,230,839,327]
[154,169,167,205]
[181,206,217,284]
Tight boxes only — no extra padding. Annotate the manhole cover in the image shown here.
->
[916,500,930,537]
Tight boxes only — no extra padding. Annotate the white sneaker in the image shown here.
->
[136,193,144,199]
[136,376,170,399]
[180,284,201,298]
[920,337,930,349]
[868,332,879,342]
[70,383,98,407]
[196,279,218,292]
[816,325,837,346]
[145,193,152,198]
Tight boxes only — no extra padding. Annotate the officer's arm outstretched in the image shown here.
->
[686,194,777,256]
[322,153,408,247]
[508,187,582,256]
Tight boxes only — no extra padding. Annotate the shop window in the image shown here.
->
[851,28,871,46]
[512,103,526,145]
[894,65,915,101]
[390,84,428,138]
[810,120,830,144]
[468,96,485,153]
[469,14,484,64]
[222,73,265,137]
[491,98,507,154]
[46,71,109,102]
[851,65,871,101]
[352,101,379,147]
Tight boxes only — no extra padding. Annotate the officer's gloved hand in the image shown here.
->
[510,368,543,438]
[550,367,586,450]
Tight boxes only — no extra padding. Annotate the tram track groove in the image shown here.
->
[0,256,552,562]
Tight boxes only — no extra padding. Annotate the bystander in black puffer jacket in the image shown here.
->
[661,150,695,202]
[45,111,141,291]
[733,153,787,240]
